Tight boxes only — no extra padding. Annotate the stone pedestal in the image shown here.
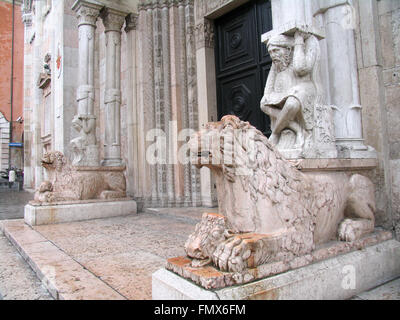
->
[25,199,137,226]
[27,161,136,226]
[153,238,400,300]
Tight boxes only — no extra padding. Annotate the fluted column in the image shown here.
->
[70,0,102,166]
[100,8,126,166]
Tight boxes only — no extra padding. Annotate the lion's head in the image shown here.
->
[184,213,230,260]
[189,116,308,234]
[189,115,302,200]
[189,115,264,182]
[41,151,68,172]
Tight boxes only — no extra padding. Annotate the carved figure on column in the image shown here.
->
[70,1,102,166]
[261,26,336,159]
[70,114,97,165]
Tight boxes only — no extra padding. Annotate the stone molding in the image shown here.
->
[22,12,33,27]
[22,0,33,14]
[195,19,215,49]
[313,0,349,15]
[194,0,237,21]
[138,0,194,11]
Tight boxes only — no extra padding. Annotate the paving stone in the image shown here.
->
[0,190,34,220]
[2,221,125,300]
[354,278,400,300]
[0,234,53,300]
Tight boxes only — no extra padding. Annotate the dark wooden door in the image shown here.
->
[215,0,272,136]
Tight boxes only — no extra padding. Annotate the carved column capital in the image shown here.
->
[125,13,138,33]
[195,19,215,49]
[100,8,127,33]
[22,13,33,27]
[72,1,102,27]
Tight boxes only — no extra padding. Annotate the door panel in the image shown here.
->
[216,3,257,74]
[218,70,260,126]
[215,0,272,136]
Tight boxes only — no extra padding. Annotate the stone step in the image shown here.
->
[0,220,126,300]
[153,238,400,300]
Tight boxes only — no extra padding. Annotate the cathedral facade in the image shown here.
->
[20,0,400,238]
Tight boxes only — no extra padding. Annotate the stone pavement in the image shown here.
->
[0,207,217,300]
[0,190,34,220]
[0,191,398,300]
[0,232,53,300]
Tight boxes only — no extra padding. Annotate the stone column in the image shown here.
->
[32,0,44,188]
[100,8,126,167]
[70,0,102,166]
[124,13,141,198]
[195,17,218,207]
[21,3,33,188]
[314,0,376,158]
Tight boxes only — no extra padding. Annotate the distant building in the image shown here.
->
[0,0,24,172]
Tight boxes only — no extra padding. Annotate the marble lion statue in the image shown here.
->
[34,151,126,203]
[185,115,375,272]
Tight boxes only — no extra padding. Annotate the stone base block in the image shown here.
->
[166,230,392,290]
[24,199,137,226]
[152,239,400,300]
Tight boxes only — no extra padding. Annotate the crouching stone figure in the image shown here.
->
[184,115,375,273]
[261,28,336,158]
[34,151,126,203]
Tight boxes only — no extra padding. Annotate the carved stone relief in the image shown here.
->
[137,0,201,207]
[260,23,337,159]
[195,18,215,49]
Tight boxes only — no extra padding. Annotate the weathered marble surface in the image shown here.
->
[168,229,393,290]
[157,238,400,299]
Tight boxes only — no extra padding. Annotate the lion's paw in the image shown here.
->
[44,192,56,203]
[212,236,251,273]
[338,219,363,242]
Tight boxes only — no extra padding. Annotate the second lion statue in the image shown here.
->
[34,151,126,203]
[185,115,375,272]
